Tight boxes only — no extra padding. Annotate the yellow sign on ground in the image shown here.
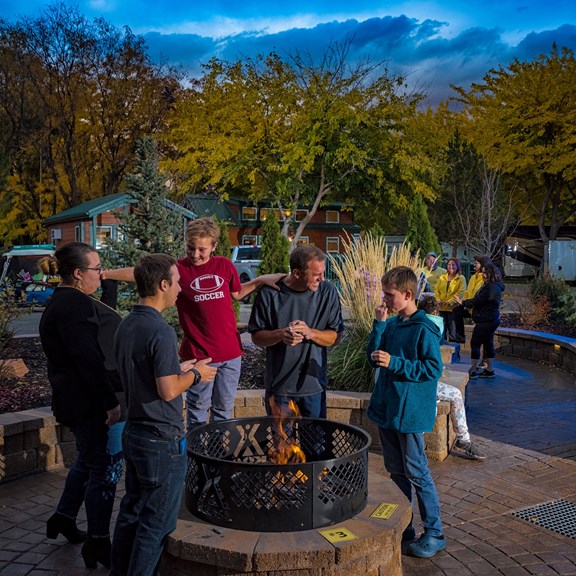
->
[318,527,358,542]
[370,502,399,520]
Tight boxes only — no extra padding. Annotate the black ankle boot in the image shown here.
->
[46,512,87,544]
[81,536,112,569]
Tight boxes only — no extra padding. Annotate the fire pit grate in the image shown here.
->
[185,417,371,532]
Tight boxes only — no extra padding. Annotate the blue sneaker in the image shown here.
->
[468,368,478,380]
[408,534,446,558]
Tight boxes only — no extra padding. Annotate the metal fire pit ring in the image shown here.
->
[185,416,371,532]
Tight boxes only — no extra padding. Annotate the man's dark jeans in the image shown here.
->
[110,424,186,576]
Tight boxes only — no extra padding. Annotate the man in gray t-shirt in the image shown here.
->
[248,245,342,417]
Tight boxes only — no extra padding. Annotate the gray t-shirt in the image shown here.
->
[248,280,342,397]
[115,304,183,436]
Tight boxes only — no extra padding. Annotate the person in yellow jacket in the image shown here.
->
[452,255,492,343]
[424,252,446,292]
[434,258,467,342]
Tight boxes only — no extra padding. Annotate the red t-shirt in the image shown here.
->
[176,256,242,363]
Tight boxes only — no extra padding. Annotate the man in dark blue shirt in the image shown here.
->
[110,254,216,576]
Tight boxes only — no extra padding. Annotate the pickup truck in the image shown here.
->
[230,245,262,283]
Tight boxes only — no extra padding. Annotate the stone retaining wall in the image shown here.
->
[2,328,575,484]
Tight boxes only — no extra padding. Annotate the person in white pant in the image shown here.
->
[419,295,486,460]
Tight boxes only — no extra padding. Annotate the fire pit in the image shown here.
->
[185,416,371,532]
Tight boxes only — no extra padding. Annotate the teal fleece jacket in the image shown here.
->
[366,309,443,433]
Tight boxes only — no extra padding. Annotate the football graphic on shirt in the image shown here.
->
[190,274,225,293]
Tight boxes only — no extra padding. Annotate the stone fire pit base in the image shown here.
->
[163,454,410,576]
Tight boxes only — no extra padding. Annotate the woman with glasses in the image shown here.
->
[39,242,125,570]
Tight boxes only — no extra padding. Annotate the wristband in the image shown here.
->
[190,368,201,386]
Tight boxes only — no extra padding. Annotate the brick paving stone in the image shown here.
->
[0,563,36,575]
[549,561,576,575]
[525,565,563,576]
[499,567,533,576]
[448,547,484,564]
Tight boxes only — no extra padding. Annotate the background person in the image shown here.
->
[418,295,486,460]
[423,252,446,292]
[39,242,125,569]
[110,254,217,576]
[456,263,504,380]
[434,257,467,342]
[248,245,342,418]
[451,255,492,345]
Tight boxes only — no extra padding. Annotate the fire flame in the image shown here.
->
[267,397,306,464]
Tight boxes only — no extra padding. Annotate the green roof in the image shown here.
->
[43,193,196,225]
[183,196,239,225]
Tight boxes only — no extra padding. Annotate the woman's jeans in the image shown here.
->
[110,423,187,576]
[378,427,443,537]
[470,320,500,360]
[56,418,125,537]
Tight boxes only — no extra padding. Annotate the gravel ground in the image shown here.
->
[0,337,265,414]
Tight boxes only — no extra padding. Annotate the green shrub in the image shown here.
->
[529,275,576,333]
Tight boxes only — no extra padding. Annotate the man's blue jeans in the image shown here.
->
[186,356,241,429]
[110,424,187,576]
[378,427,443,537]
[56,418,124,537]
[265,392,322,418]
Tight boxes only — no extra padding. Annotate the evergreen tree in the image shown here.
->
[257,212,290,276]
[405,194,441,258]
[213,218,232,259]
[106,138,184,267]
[213,218,240,320]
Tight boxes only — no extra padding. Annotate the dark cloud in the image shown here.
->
[143,31,216,75]
[140,16,576,106]
[514,24,576,60]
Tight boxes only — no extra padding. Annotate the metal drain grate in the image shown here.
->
[512,500,576,539]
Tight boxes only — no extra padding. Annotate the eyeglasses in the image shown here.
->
[80,266,104,274]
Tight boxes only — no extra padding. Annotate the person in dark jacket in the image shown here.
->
[39,242,125,569]
[456,263,504,379]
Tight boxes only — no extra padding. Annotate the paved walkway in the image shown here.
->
[1,352,575,575]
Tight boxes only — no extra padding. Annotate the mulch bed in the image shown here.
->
[0,337,265,414]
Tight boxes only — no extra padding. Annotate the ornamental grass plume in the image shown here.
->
[327,234,425,392]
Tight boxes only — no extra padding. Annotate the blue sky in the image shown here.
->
[1,0,575,104]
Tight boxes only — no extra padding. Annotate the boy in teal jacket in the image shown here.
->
[367,266,445,558]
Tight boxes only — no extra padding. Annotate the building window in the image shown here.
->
[296,236,309,246]
[326,210,339,224]
[295,210,308,222]
[260,208,283,221]
[95,226,112,249]
[242,235,259,245]
[326,237,340,253]
[75,226,80,242]
[242,207,257,221]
